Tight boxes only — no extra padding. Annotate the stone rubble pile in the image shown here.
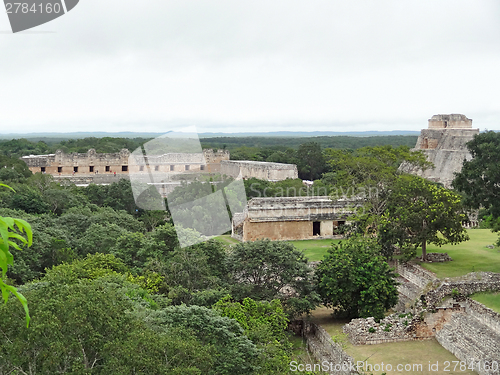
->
[423,253,453,262]
[343,312,417,345]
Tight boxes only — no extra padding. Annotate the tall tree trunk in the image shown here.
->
[422,241,427,261]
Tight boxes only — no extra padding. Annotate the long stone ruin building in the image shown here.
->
[401,114,479,188]
[221,160,298,181]
[21,148,230,176]
[21,148,299,196]
[232,196,362,242]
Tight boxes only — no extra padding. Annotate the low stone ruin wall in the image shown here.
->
[343,313,424,345]
[424,273,500,310]
[395,261,439,289]
[344,268,500,374]
[395,277,424,312]
[393,261,439,312]
[297,321,358,375]
[465,298,500,336]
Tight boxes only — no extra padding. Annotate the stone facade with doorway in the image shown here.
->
[232,196,363,242]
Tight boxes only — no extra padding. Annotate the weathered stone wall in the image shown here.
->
[299,321,358,375]
[202,149,230,173]
[417,305,465,337]
[22,149,131,175]
[345,266,500,374]
[343,314,417,345]
[415,128,478,150]
[21,148,229,176]
[393,261,438,312]
[235,197,361,241]
[231,213,245,240]
[435,308,500,375]
[395,277,423,312]
[395,261,439,289]
[244,197,359,222]
[424,273,500,310]
[428,114,473,129]
[399,114,479,188]
[221,160,298,181]
[465,298,500,335]
[243,220,311,241]
[420,275,500,374]
[343,305,470,345]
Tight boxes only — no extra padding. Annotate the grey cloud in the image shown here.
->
[0,0,500,133]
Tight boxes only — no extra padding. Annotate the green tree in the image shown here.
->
[83,179,138,215]
[266,148,298,166]
[0,184,32,326]
[145,243,226,305]
[323,145,432,235]
[315,235,398,321]
[139,210,168,231]
[0,155,32,182]
[144,222,180,253]
[214,296,292,375]
[9,184,50,214]
[101,326,213,375]
[75,223,127,256]
[8,223,72,283]
[296,142,326,180]
[143,304,260,375]
[90,206,144,232]
[44,187,85,215]
[228,240,320,318]
[111,232,147,272]
[453,131,500,218]
[43,253,130,284]
[380,175,469,260]
[0,277,209,374]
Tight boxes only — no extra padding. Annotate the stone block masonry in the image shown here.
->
[395,261,439,289]
[232,196,363,242]
[428,114,473,129]
[343,313,419,345]
[424,272,500,310]
[296,320,358,375]
[344,269,500,375]
[435,301,500,375]
[399,114,479,188]
[221,160,298,181]
[21,148,230,176]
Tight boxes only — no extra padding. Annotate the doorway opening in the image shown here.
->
[313,221,321,236]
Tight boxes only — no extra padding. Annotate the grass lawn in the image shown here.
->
[307,307,474,375]
[214,234,241,246]
[471,291,500,314]
[287,239,340,262]
[416,229,500,278]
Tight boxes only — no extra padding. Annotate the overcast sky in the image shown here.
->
[1,0,500,134]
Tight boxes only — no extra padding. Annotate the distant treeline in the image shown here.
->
[200,135,418,150]
[0,135,418,159]
[0,137,152,158]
